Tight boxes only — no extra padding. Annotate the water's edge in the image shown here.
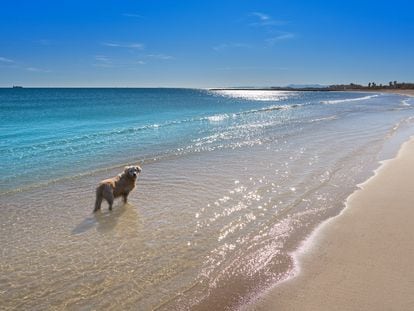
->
[243,134,414,310]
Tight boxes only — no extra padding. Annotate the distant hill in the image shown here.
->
[286,84,327,89]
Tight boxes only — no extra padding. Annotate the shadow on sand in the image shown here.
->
[72,203,140,235]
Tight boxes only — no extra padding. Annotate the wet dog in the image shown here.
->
[94,165,142,212]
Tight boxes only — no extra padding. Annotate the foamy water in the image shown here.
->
[1,89,414,309]
[320,94,378,104]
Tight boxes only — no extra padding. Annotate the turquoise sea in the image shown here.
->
[1,88,414,309]
[1,88,412,194]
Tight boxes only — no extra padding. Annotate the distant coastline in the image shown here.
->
[210,82,414,97]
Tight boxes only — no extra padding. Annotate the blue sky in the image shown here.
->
[0,0,413,87]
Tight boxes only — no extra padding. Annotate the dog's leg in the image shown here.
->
[102,185,114,211]
[94,196,103,212]
[94,187,103,212]
[107,196,114,211]
[122,193,129,204]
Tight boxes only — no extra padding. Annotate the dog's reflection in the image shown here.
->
[72,203,141,235]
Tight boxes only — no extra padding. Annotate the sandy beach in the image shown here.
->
[352,89,414,97]
[246,138,414,310]
[379,89,414,97]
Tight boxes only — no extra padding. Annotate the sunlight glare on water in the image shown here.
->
[212,90,299,101]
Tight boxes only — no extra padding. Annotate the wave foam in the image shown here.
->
[239,104,302,116]
[321,94,378,105]
[206,114,230,122]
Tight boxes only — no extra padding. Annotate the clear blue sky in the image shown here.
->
[1,0,413,87]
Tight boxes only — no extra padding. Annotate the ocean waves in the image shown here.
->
[204,103,302,123]
[1,103,303,157]
[320,94,378,104]
[0,89,407,195]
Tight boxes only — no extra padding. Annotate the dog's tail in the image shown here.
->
[93,186,103,212]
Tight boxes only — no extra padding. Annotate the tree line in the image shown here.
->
[328,81,414,90]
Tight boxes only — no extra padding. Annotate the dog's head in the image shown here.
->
[124,165,142,179]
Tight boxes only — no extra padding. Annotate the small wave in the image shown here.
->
[202,104,301,123]
[321,94,379,104]
[247,104,302,114]
[236,104,302,117]
[309,115,338,123]
[401,99,411,106]
[1,121,187,155]
[230,121,278,131]
[187,104,303,126]
[206,114,230,122]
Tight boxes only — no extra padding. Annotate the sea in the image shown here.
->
[1,88,414,310]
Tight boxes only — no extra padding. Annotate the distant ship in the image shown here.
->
[12,85,23,88]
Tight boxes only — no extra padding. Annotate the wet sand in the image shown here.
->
[246,137,414,311]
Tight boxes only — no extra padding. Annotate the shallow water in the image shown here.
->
[1,89,414,309]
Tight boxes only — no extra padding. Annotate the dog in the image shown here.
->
[94,165,142,212]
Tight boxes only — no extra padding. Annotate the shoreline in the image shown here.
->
[351,89,414,97]
[246,137,414,310]
[210,88,414,98]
